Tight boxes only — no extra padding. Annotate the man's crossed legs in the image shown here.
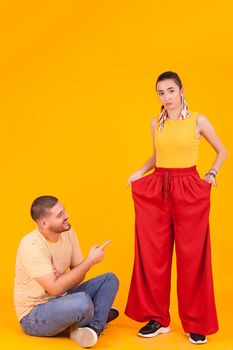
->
[20,273,119,347]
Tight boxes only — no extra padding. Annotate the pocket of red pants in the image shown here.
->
[131,173,152,189]
[131,177,144,191]
[197,176,211,189]
[131,177,145,185]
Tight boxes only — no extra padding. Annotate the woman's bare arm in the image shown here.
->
[126,117,157,186]
[197,114,227,185]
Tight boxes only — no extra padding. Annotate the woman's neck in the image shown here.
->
[167,105,182,120]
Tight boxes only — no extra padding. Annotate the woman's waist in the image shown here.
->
[154,165,198,176]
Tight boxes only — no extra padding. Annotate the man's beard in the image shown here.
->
[48,221,71,233]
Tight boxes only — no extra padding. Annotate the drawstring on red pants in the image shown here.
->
[161,173,171,199]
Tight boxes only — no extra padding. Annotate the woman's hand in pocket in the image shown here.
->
[126,170,144,187]
[204,173,217,186]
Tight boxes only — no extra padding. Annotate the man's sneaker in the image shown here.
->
[70,325,98,348]
[189,333,207,344]
[106,307,119,323]
[138,320,171,338]
[69,308,118,347]
[89,325,102,337]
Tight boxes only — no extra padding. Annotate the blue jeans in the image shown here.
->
[20,272,119,336]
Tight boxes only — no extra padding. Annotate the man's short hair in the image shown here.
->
[30,196,58,221]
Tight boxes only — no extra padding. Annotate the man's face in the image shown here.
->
[43,201,71,233]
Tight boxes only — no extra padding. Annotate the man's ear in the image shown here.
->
[38,217,48,229]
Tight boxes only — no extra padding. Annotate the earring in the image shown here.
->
[181,96,184,109]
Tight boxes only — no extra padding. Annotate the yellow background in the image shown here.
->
[0,1,232,349]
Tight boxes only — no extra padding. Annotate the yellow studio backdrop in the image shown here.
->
[0,1,232,349]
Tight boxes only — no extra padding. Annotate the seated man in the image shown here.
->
[14,196,119,348]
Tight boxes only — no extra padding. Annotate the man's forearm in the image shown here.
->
[52,258,93,296]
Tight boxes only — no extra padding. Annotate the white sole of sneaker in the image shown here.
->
[70,326,98,348]
[188,336,207,344]
[138,326,171,338]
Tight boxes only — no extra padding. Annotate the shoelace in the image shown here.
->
[147,320,160,327]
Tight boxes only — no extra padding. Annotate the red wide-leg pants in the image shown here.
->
[125,166,218,335]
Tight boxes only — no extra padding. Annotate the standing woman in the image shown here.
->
[125,71,226,344]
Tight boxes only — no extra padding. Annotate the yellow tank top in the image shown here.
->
[154,112,200,168]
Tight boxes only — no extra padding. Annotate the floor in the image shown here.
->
[1,307,232,350]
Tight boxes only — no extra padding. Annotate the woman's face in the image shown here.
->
[156,79,183,110]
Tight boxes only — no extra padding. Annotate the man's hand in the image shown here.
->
[52,264,61,278]
[88,240,111,264]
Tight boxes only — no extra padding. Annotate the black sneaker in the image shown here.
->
[106,307,119,323]
[189,333,207,344]
[138,320,171,338]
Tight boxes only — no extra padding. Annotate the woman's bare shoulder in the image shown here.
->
[196,113,216,135]
[196,113,209,124]
[150,116,158,132]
